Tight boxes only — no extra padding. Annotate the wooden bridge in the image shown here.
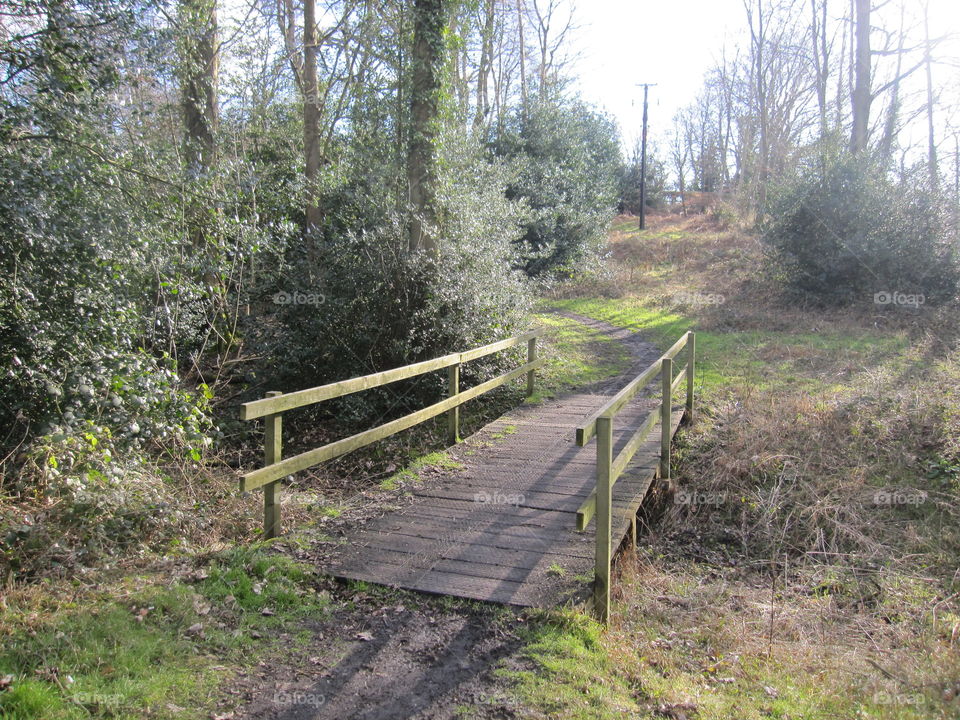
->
[240,329,694,621]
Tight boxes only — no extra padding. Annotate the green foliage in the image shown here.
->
[266,130,532,424]
[491,100,622,277]
[762,153,959,305]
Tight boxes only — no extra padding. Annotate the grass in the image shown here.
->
[379,449,465,490]
[546,295,912,395]
[0,546,330,719]
[527,310,634,402]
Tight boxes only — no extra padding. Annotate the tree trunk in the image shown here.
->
[179,0,218,248]
[473,0,495,131]
[878,5,904,169]
[850,0,871,155]
[303,0,322,234]
[810,0,829,140]
[516,0,528,114]
[180,0,218,176]
[407,0,446,256]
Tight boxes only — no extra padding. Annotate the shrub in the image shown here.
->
[491,100,621,277]
[262,129,532,425]
[762,153,959,305]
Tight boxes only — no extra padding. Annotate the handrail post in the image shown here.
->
[661,358,672,481]
[594,415,613,624]
[447,363,460,445]
[686,331,695,423]
[527,336,538,396]
[263,390,282,539]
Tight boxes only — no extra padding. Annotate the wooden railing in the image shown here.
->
[239,330,544,538]
[574,331,695,622]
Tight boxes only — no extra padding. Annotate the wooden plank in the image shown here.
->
[397,506,576,530]
[241,329,543,420]
[331,543,591,578]
[342,531,592,566]
[339,556,579,586]
[333,563,566,607]
[348,523,593,558]
[396,496,575,522]
[377,513,578,541]
[458,329,542,363]
[240,351,460,420]
[412,487,594,513]
[240,357,545,490]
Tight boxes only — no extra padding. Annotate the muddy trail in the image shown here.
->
[219,316,662,720]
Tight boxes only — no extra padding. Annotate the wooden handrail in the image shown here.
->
[240,329,543,537]
[577,331,695,623]
[575,331,690,446]
[241,330,541,420]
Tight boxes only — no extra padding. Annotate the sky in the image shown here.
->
[565,0,960,153]
[568,0,744,150]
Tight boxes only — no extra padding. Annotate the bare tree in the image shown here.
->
[922,0,939,189]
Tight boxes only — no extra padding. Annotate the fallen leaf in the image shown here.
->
[356,631,374,641]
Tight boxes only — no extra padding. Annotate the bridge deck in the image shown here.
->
[325,393,685,607]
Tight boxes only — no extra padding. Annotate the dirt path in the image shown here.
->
[220,315,663,720]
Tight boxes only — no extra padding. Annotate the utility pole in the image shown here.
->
[637,83,657,230]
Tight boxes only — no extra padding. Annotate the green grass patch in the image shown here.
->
[545,296,912,395]
[381,449,464,489]
[0,547,330,719]
[530,311,634,399]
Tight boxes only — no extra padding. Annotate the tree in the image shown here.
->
[178,0,219,247]
[922,0,939,189]
[407,0,447,255]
